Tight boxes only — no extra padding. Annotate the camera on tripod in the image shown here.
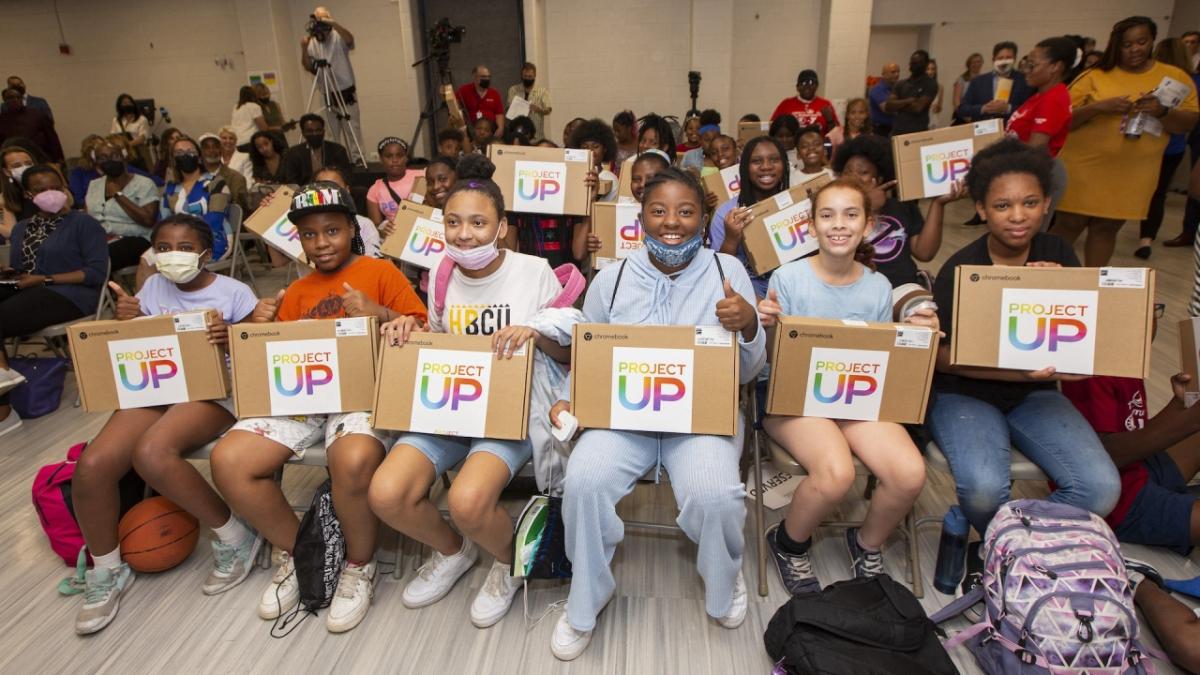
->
[428,17,466,53]
[306,15,333,39]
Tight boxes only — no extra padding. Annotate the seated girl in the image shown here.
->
[710,136,790,298]
[757,179,935,595]
[547,167,766,660]
[71,214,259,635]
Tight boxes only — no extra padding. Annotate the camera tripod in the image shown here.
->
[408,48,455,153]
[305,53,367,167]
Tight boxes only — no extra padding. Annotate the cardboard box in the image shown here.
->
[409,176,428,204]
[487,144,594,217]
[616,156,636,204]
[243,185,310,266]
[442,85,464,124]
[766,317,937,423]
[738,120,772,145]
[702,165,742,205]
[590,202,643,270]
[229,317,378,418]
[379,200,446,271]
[67,311,229,412]
[891,120,1005,200]
[741,173,833,276]
[371,332,533,440]
[1178,318,1200,407]
[570,324,740,436]
[951,265,1154,378]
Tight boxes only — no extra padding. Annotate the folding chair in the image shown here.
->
[206,204,259,294]
[9,260,114,360]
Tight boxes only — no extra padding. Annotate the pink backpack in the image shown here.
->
[431,257,586,317]
[32,442,144,566]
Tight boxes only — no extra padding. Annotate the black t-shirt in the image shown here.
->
[871,197,923,287]
[932,232,1081,411]
[891,75,938,135]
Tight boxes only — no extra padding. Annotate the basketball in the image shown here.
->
[117,497,200,573]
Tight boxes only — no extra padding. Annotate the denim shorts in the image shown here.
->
[1113,452,1196,556]
[394,432,532,479]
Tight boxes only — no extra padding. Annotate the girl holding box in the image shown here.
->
[210,182,426,634]
[547,167,765,660]
[756,178,936,595]
[368,154,577,629]
[70,214,259,635]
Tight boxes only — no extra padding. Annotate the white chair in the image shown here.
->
[206,204,259,294]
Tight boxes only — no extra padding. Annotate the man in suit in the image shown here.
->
[955,41,1033,124]
[0,76,53,124]
[0,87,63,162]
[282,113,350,185]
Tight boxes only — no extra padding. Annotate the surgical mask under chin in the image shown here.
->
[32,189,68,214]
[994,58,1014,74]
[156,250,206,283]
[643,231,703,268]
[446,229,502,270]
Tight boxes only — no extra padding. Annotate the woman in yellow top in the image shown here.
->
[1053,16,1198,266]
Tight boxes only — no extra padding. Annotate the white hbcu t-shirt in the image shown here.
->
[429,251,559,336]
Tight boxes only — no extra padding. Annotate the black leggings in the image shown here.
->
[0,286,85,405]
[1140,152,1186,241]
[108,237,151,274]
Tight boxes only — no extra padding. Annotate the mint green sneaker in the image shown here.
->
[203,531,263,595]
[75,564,135,635]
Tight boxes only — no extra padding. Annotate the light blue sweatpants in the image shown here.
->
[562,425,747,631]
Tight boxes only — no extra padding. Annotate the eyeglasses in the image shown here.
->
[1154,303,1166,319]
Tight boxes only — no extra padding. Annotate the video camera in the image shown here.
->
[306,15,333,39]
[428,17,466,53]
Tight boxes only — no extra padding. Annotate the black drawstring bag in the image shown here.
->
[272,478,344,637]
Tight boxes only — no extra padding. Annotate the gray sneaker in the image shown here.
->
[75,563,135,635]
[203,530,262,595]
[766,523,819,595]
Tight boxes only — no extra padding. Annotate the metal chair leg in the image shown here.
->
[752,422,769,597]
[906,512,923,598]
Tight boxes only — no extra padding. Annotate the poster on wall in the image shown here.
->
[247,71,281,97]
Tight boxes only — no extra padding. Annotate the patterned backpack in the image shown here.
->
[930,499,1164,674]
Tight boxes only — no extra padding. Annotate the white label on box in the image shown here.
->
[1098,267,1146,289]
[694,325,734,347]
[334,317,369,337]
[803,347,889,421]
[617,195,638,205]
[398,216,448,271]
[975,119,1001,135]
[609,346,694,433]
[719,164,741,199]
[997,288,1098,375]
[512,160,567,215]
[773,190,795,210]
[172,312,208,333]
[408,348,492,437]
[895,326,933,348]
[594,256,619,269]
[261,214,307,262]
[564,149,589,163]
[266,338,342,415]
[409,192,425,204]
[612,203,644,259]
[760,122,771,132]
[920,139,974,197]
[763,199,818,266]
[841,319,868,327]
[108,335,190,409]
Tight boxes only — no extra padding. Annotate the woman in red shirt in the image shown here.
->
[1007,36,1076,231]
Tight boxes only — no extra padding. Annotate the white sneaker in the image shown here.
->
[0,408,21,438]
[257,553,299,619]
[470,559,521,628]
[326,561,376,633]
[75,563,135,635]
[203,530,262,595]
[717,571,748,629]
[402,538,478,609]
[550,610,593,661]
[0,368,26,395]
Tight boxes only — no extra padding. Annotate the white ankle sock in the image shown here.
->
[212,516,251,545]
[93,547,122,570]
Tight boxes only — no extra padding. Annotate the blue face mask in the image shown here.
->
[643,231,703,268]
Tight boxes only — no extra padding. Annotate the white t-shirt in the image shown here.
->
[306,30,356,91]
[429,250,559,335]
[790,165,833,188]
[136,272,259,322]
[226,152,252,181]
[111,115,150,142]
[356,214,382,259]
[230,103,263,145]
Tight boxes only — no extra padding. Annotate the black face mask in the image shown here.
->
[522,78,535,88]
[119,105,137,116]
[99,159,125,178]
[174,154,200,174]
[11,86,24,96]
[478,79,491,89]
[304,135,324,148]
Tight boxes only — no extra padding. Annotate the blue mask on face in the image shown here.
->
[643,231,703,268]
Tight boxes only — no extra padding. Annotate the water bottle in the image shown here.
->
[933,505,969,595]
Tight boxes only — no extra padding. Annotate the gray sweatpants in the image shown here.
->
[562,425,747,631]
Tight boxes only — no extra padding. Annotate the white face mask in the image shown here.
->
[156,250,206,284]
[994,58,1015,75]
[9,164,30,182]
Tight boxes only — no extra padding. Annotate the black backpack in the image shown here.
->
[764,576,958,675]
[272,478,345,637]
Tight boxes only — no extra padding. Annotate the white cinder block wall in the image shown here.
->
[0,0,1188,161]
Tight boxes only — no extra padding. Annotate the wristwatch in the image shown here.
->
[43,275,54,286]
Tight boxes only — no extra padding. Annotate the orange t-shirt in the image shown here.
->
[277,256,427,322]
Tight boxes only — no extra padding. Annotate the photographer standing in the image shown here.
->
[300,6,363,164]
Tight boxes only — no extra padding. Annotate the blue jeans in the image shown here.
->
[928,390,1120,535]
